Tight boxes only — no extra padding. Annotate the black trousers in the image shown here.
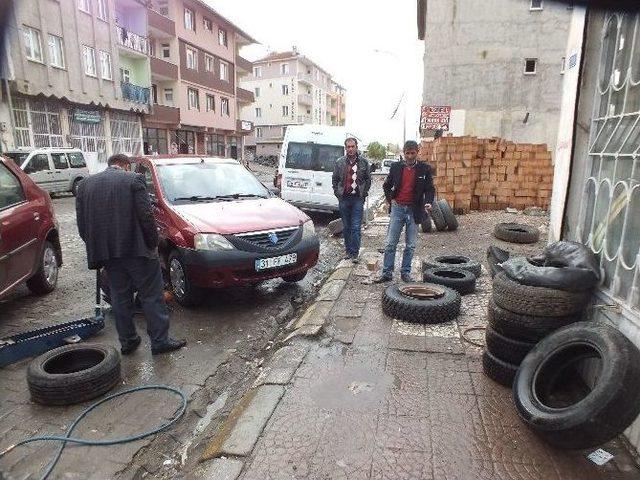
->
[104,257,170,349]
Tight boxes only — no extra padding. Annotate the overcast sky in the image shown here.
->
[205,0,424,147]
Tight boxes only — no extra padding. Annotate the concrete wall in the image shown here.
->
[422,0,571,152]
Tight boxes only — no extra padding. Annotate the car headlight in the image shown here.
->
[194,233,234,251]
[302,220,316,239]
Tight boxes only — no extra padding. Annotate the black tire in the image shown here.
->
[168,250,204,307]
[514,321,640,449]
[27,344,121,406]
[71,178,82,197]
[422,255,482,278]
[282,271,307,283]
[485,326,536,365]
[438,199,458,231]
[430,201,447,231]
[494,222,540,244]
[382,283,461,324]
[482,349,518,387]
[421,214,433,233]
[26,241,59,295]
[487,299,583,342]
[493,272,591,317]
[422,267,476,295]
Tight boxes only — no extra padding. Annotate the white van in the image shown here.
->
[4,147,90,196]
[277,125,359,213]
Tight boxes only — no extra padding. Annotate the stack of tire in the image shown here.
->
[422,199,458,233]
[483,272,591,387]
[422,255,481,295]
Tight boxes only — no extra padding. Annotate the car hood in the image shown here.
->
[171,197,309,235]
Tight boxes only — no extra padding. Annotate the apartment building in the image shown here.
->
[417,0,572,153]
[0,0,152,172]
[142,0,256,157]
[240,49,346,158]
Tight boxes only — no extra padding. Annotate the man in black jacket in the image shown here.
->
[375,141,435,282]
[76,154,186,355]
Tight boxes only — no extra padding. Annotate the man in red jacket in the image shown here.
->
[374,141,435,282]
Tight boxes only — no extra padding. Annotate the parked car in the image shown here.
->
[131,155,320,306]
[4,147,90,196]
[0,155,62,300]
[378,158,399,176]
[276,125,362,213]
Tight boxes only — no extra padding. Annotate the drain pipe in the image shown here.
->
[3,78,16,150]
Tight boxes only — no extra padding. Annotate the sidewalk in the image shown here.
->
[197,210,640,480]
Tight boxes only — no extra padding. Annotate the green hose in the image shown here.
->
[0,384,187,480]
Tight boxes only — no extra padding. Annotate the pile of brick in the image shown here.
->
[418,136,554,213]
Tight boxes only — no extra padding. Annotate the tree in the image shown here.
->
[366,141,387,161]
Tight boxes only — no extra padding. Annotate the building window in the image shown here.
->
[220,61,229,81]
[205,133,225,156]
[254,87,260,98]
[255,107,262,117]
[282,105,289,117]
[282,126,287,137]
[99,51,112,80]
[530,0,543,10]
[186,46,198,70]
[203,17,212,32]
[561,56,566,74]
[205,54,214,72]
[162,43,170,58]
[184,8,195,31]
[253,66,262,77]
[96,0,108,20]
[218,28,227,47]
[48,34,65,68]
[152,84,158,104]
[120,68,130,83]
[164,88,174,104]
[281,63,289,75]
[23,26,43,63]
[524,58,537,75]
[175,130,196,154]
[206,94,215,112]
[143,127,168,155]
[82,45,97,76]
[188,87,199,110]
[221,97,229,116]
[282,84,290,95]
[77,0,90,13]
[256,127,262,138]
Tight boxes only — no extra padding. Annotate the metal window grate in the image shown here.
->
[577,12,640,311]
[110,112,142,157]
[68,111,107,164]
[12,97,63,148]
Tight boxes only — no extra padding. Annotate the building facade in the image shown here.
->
[417,0,572,153]
[142,0,255,158]
[0,0,151,173]
[240,49,346,158]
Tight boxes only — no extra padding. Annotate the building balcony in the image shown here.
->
[258,134,284,144]
[237,87,255,104]
[148,8,175,37]
[121,82,150,104]
[297,114,313,124]
[150,56,178,81]
[235,55,252,73]
[117,26,148,56]
[147,104,180,125]
[298,93,313,106]
[297,73,313,85]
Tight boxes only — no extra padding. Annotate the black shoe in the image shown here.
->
[121,336,142,355]
[152,338,187,355]
[372,275,392,284]
[401,274,415,283]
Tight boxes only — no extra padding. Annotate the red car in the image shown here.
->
[0,155,62,301]
[132,156,320,306]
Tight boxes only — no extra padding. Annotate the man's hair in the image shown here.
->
[344,137,358,147]
[403,140,419,152]
[107,154,131,167]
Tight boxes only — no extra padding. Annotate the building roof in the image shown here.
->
[253,50,340,84]
[189,0,259,44]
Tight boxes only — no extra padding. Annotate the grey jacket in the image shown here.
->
[332,155,372,199]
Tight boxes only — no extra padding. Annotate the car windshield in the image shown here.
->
[157,162,270,204]
[4,153,29,166]
[285,142,344,172]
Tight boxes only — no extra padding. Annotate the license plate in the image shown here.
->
[255,253,297,271]
[286,179,309,189]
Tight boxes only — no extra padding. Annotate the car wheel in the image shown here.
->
[482,349,518,388]
[26,241,59,295]
[168,251,203,307]
[484,326,536,365]
[71,178,82,197]
[382,283,461,324]
[422,255,482,278]
[438,199,458,231]
[282,271,307,283]
[27,344,121,406]
[422,267,476,295]
[430,200,447,231]
[493,222,540,244]
[421,214,433,233]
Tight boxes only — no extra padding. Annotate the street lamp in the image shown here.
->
[373,49,406,145]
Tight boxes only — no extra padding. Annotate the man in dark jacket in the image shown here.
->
[76,154,186,355]
[332,137,371,263]
[375,141,435,282]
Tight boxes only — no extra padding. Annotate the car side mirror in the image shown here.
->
[268,186,280,196]
[371,163,380,172]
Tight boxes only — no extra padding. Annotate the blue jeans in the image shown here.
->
[104,257,170,349]
[338,195,365,258]
[382,202,418,277]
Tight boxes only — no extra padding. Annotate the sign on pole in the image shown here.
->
[420,105,451,132]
